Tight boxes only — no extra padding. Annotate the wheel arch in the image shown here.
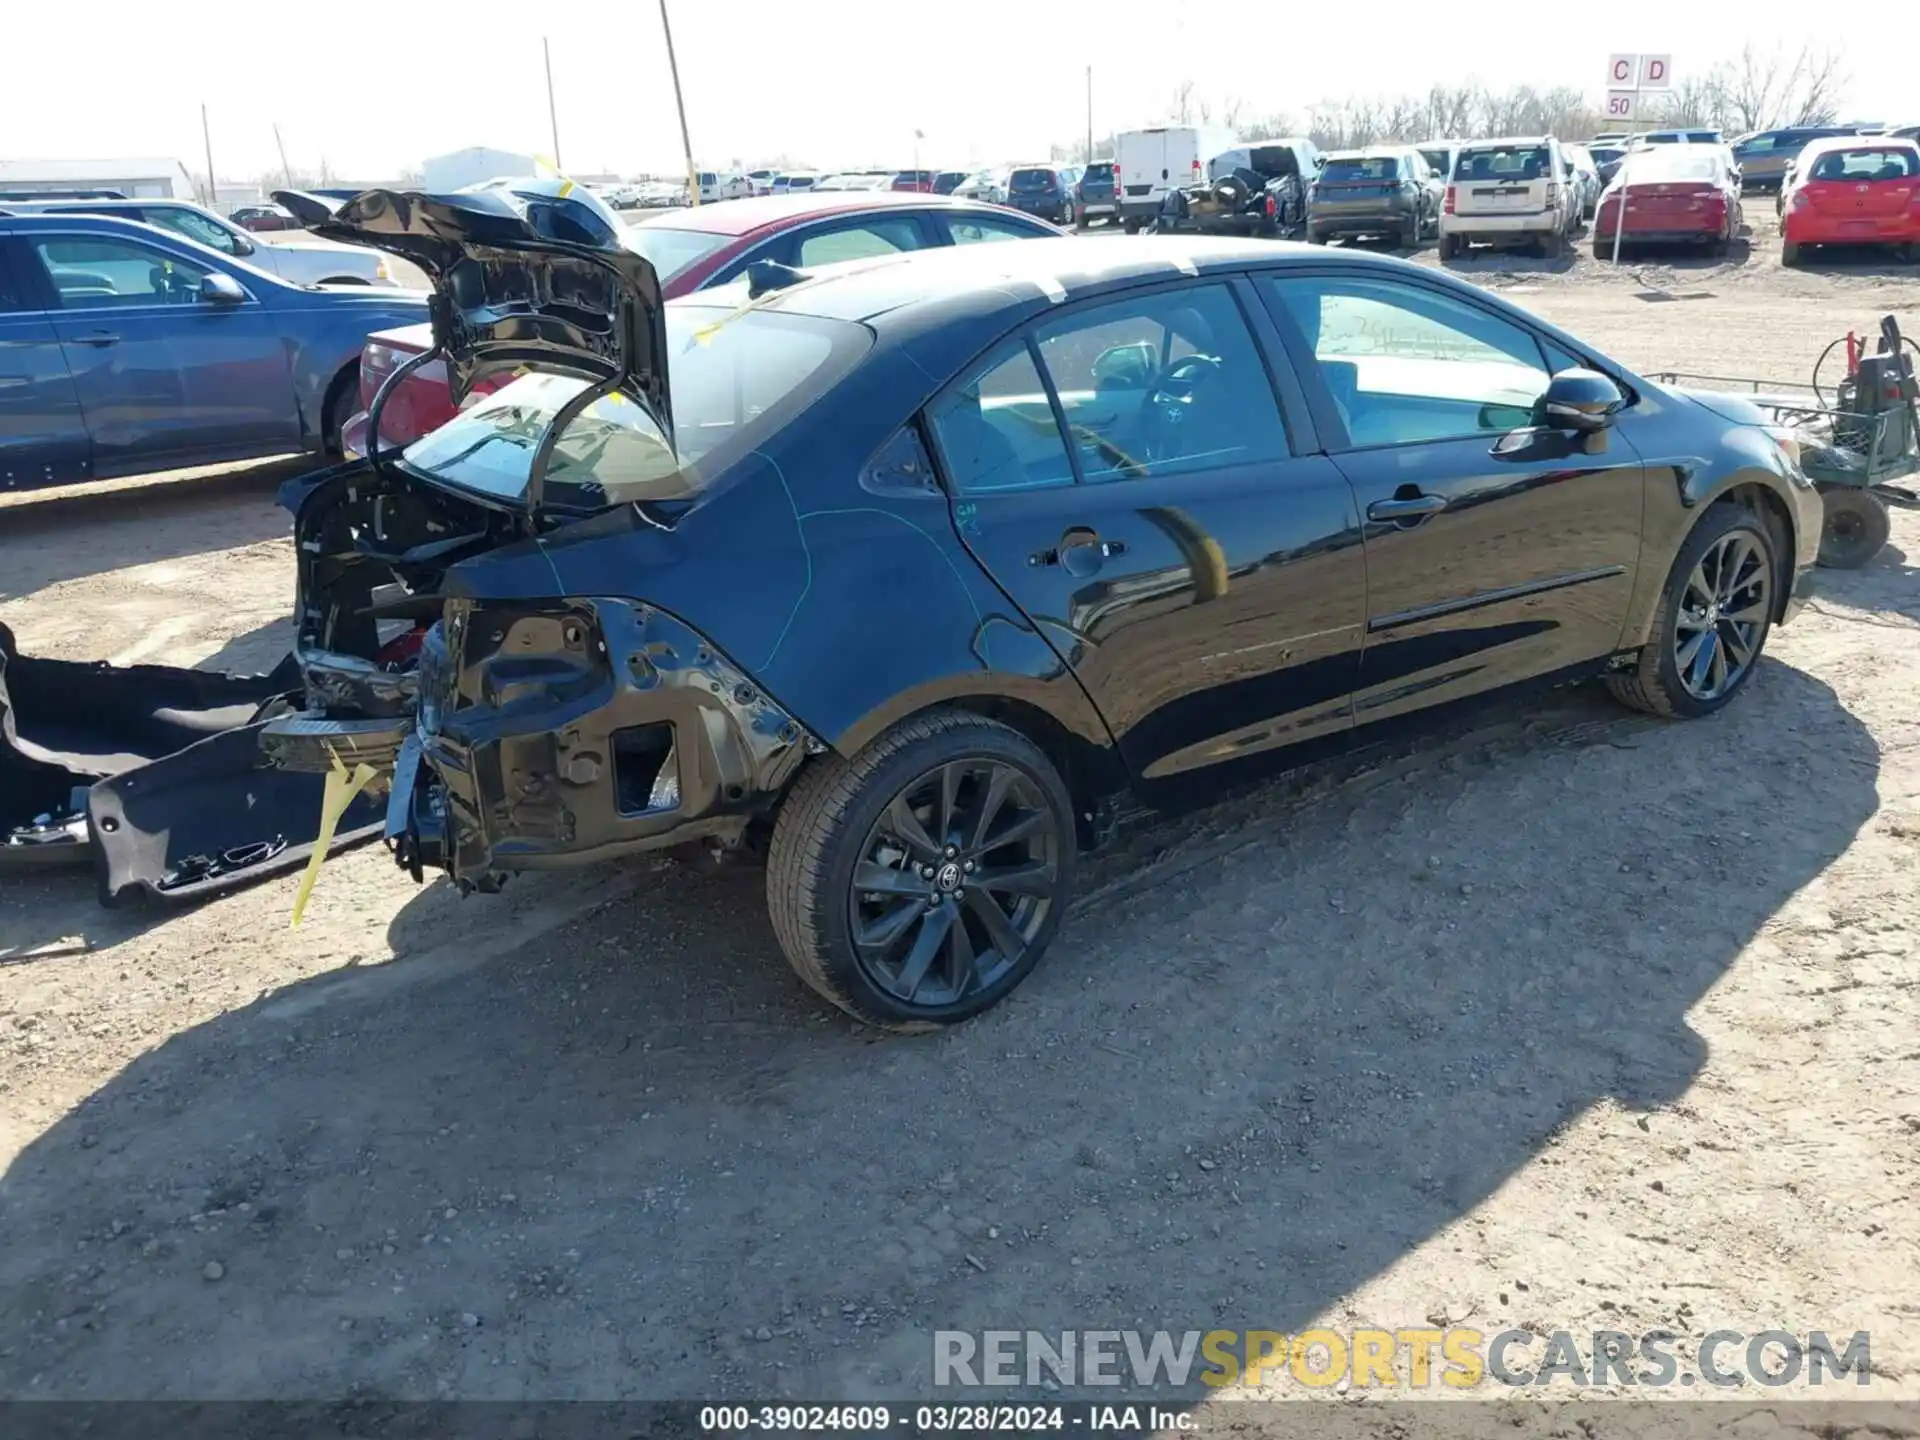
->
[318,359,361,455]
[1704,479,1797,623]
[816,684,1128,851]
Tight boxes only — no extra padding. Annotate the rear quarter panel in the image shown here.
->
[264,289,430,440]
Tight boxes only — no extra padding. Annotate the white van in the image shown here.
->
[1116,126,1238,231]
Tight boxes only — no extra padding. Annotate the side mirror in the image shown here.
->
[199,273,247,305]
[1538,367,1624,432]
[230,232,256,257]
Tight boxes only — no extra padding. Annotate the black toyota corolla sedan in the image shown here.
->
[257,188,1820,1030]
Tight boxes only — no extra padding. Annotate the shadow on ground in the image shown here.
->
[0,645,1879,1400]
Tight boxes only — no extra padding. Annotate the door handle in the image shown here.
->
[1367,493,1448,522]
[73,331,120,348]
[1030,530,1127,574]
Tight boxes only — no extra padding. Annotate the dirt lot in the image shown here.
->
[1,223,1917,1410]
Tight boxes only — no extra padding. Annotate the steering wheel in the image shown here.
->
[1141,354,1223,460]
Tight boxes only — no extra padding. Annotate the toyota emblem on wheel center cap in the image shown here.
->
[935,862,963,892]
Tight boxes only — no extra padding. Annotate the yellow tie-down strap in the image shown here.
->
[288,751,380,928]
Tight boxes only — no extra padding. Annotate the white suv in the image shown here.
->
[1438,136,1573,258]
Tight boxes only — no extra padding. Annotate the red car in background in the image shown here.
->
[889,169,937,193]
[338,191,1063,456]
[1592,145,1742,258]
[1780,135,1920,266]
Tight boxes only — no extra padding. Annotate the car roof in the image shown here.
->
[2,196,199,212]
[632,191,1039,237]
[1799,133,1919,157]
[681,234,1411,330]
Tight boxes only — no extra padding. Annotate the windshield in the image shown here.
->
[623,224,731,283]
[398,306,869,509]
[1457,145,1551,180]
[1321,157,1401,182]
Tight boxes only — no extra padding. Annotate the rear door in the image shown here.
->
[1119,130,1172,205]
[924,276,1369,788]
[1258,268,1646,723]
[0,236,91,490]
[20,228,299,474]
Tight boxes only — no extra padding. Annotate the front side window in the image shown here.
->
[1266,275,1551,448]
[30,236,212,308]
[794,217,924,265]
[1033,283,1290,481]
[399,306,865,507]
[147,206,242,255]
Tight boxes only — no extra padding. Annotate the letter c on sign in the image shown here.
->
[1612,59,1632,82]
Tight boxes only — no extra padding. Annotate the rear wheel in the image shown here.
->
[1781,239,1802,267]
[1540,226,1564,259]
[766,711,1077,1031]
[1816,487,1891,569]
[1439,233,1461,260]
[1123,217,1141,235]
[320,366,359,459]
[1605,506,1776,720]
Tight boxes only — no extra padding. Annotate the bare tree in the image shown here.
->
[1170,79,1197,126]
[1721,43,1850,132]
[1656,73,1728,130]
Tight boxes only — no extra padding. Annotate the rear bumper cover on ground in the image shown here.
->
[0,623,383,904]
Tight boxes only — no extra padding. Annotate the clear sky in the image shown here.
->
[5,0,1907,183]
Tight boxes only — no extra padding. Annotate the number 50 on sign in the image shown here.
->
[1605,91,1638,120]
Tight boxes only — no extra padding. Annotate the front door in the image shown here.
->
[1257,269,1645,723]
[22,230,299,474]
[925,278,1369,790]
[0,239,90,491]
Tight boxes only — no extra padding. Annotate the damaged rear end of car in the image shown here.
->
[265,186,821,893]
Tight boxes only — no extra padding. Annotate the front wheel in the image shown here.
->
[1605,506,1777,720]
[766,711,1077,1031]
[1816,487,1891,568]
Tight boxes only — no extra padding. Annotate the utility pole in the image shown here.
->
[658,0,699,205]
[543,38,563,171]
[1086,66,1094,165]
[272,124,293,189]
[201,103,217,208]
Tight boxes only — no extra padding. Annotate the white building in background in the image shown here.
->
[0,156,197,198]
[421,147,540,192]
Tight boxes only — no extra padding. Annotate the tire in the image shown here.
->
[320,365,359,459]
[1439,233,1460,260]
[1123,218,1141,235]
[1815,487,1891,569]
[1605,505,1778,720]
[1539,227,1564,259]
[1307,228,1327,245]
[1781,239,1801,267]
[766,710,1078,1031]
[1073,206,1087,230]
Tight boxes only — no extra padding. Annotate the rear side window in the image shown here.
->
[1807,148,1916,181]
[1032,283,1291,481]
[793,216,926,265]
[1457,145,1551,181]
[926,341,1075,493]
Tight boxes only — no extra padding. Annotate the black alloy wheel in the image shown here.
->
[1607,506,1777,719]
[767,710,1077,1030]
[847,758,1060,1010]
[1670,528,1773,703]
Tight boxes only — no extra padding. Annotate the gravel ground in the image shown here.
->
[0,232,1916,1412]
